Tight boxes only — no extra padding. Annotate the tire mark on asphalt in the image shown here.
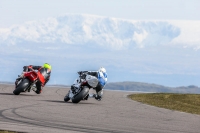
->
[56,88,64,96]
[0,105,134,133]
[0,84,9,92]
[55,88,68,97]
[2,105,191,133]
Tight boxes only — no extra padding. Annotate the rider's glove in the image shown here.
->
[93,94,102,101]
[78,71,82,75]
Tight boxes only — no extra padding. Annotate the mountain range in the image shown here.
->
[104,81,200,94]
[1,14,200,87]
[1,81,199,94]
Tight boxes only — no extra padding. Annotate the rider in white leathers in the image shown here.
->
[73,67,108,101]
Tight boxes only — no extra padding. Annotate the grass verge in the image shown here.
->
[0,131,17,133]
[128,93,200,115]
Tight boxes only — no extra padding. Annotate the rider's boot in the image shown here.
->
[35,89,42,94]
[34,82,42,94]
[35,90,42,94]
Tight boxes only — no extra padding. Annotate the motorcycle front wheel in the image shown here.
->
[64,93,70,102]
[72,86,89,103]
[13,78,30,95]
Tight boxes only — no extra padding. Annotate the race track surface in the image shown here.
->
[0,84,199,133]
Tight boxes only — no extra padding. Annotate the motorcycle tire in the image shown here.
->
[72,86,89,103]
[64,93,70,102]
[13,78,30,95]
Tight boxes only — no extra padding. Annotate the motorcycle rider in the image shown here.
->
[76,67,108,101]
[15,63,51,94]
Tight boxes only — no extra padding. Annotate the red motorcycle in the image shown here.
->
[13,68,45,95]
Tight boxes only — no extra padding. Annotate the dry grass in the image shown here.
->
[0,131,17,133]
[128,93,200,115]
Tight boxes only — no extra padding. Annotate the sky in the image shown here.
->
[0,0,200,27]
[0,0,200,87]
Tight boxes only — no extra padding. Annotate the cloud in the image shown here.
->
[0,14,182,50]
[168,21,200,50]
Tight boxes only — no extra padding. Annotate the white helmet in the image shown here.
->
[99,67,106,73]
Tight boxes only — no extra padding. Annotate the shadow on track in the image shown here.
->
[0,93,13,95]
[19,94,40,96]
[0,92,40,96]
[42,100,66,103]
[42,100,96,104]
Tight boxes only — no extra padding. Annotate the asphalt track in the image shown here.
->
[0,84,199,133]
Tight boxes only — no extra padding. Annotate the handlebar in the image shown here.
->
[78,71,88,79]
[77,71,88,75]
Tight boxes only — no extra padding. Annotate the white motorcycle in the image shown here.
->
[64,71,98,103]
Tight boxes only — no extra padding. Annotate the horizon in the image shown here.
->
[1,80,199,88]
[1,1,200,87]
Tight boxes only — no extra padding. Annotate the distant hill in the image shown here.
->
[0,81,13,85]
[1,81,200,94]
[104,81,200,94]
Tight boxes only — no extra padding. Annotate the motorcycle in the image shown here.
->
[64,71,99,103]
[13,68,42,95]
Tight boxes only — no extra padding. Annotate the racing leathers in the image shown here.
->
[78,70,107,101]
[16,65,51,94]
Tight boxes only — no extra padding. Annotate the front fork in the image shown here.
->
[68,84,82,99]
[15,72,25,87]
[68,90,74,99]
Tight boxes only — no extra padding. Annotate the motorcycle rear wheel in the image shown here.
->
[72,87,89,103]
[13,78,30,95]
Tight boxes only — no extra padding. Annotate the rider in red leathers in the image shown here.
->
[15,63,51,94]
